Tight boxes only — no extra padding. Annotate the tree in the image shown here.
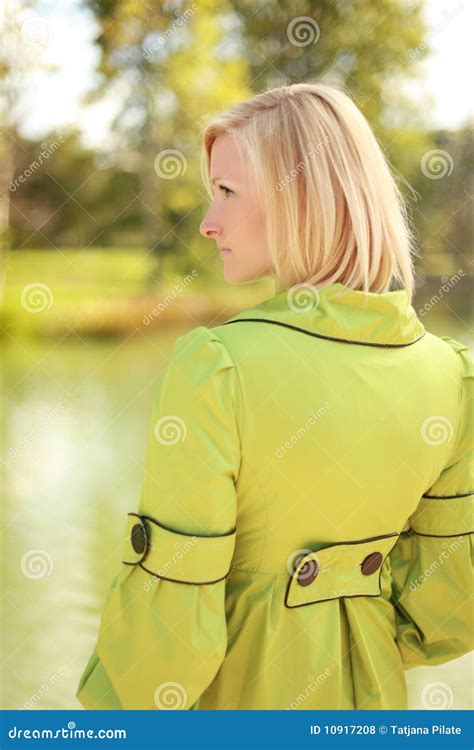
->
[82,0,250,271]
[0,0,61,305]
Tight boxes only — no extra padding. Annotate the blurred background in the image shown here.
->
[1,0,472,710]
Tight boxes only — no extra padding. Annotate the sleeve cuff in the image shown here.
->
[409,493,473,537]
[122,512,236,584]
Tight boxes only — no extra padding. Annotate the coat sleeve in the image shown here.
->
[389,336,473,670]
[75,326,241,709]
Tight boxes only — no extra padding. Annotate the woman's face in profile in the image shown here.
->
[200,132,273,284]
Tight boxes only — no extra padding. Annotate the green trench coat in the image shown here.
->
[76,282,473,710]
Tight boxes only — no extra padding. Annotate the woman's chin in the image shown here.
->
[223,269,256,285]
[224,267,274,286]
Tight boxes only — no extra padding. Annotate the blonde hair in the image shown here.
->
[201,82,418,303]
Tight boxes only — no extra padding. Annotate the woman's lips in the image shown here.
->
[219,247,232,256]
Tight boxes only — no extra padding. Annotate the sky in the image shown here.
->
[8,0,473,148]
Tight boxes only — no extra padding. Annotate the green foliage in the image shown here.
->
[3,247,272,337]
[3,0,471,289]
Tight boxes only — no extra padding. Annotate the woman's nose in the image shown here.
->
[199,210,221,238]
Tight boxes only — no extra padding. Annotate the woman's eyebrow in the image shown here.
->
[211,177,237,184]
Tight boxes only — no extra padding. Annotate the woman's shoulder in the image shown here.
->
[167,325,237,385]
[421,331,473,376]
[437,334,473,374]
[425,334,473,481]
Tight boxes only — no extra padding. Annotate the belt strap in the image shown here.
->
[285,532,400,608]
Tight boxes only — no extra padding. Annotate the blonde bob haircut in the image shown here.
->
[201,82,417,303]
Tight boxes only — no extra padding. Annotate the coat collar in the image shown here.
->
[223,282,425,348]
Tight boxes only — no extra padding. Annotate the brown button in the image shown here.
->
[361,551,383,576]
[131,522,147,555]
[297,557,319,586]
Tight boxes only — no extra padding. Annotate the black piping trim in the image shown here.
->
[121,561,230,585]
[316,531,399,547]
[408,530,473,539]
[284,531,400,609]
[223,318,425,349]
[285,590,384,609]
[126,511,236,539]
[122,512,235,585]
[137,562,230,586]
[422,491,474,499]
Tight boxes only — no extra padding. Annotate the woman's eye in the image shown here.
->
[219,185,234,197]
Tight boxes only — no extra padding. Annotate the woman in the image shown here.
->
[76,82,473,710]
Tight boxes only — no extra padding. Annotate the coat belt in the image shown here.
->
[284,532,400,608]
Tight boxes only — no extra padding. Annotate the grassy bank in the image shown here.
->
[2,249,272,338]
